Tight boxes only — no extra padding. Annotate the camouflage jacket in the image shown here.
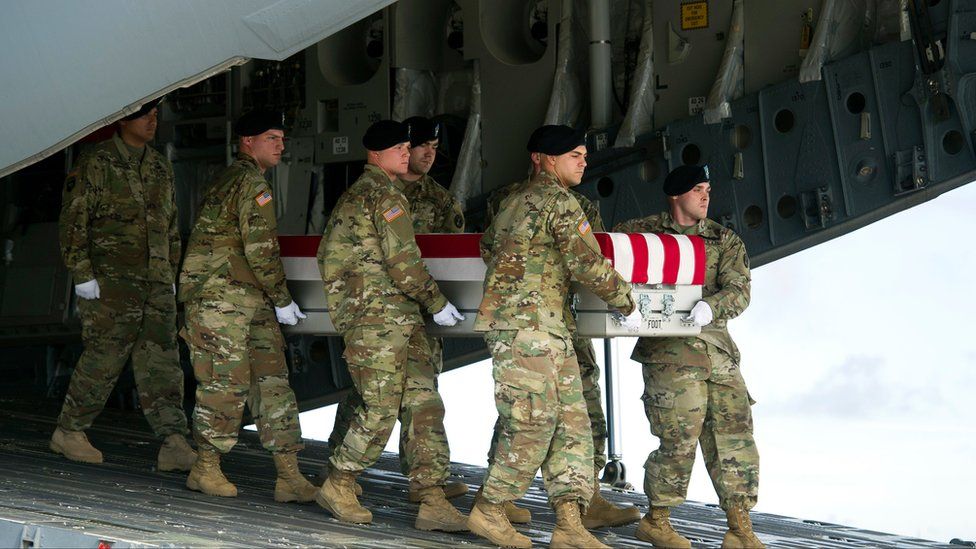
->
[475,171,634,338]
[178,154,292,308]
[400,174,465,233]
[614,211,751,365]
[59,133,180,284]
[318,164,448,333]
[486,179,605,333]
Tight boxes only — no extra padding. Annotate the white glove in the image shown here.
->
[433,302,465,327]
[172,283,177,295]
[75,279,101,300]
[685,301,713,327]
[620,306,643,332]
[275,301,307,326]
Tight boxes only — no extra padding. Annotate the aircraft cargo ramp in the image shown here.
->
[0,402,958,549]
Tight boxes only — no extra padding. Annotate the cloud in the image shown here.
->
[766,355,955,419]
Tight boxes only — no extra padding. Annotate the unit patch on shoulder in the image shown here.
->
[577,219,591,236]
[383,206,405,223]
[255,189,273,207]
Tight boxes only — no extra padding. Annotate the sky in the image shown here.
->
[295,181,976,544]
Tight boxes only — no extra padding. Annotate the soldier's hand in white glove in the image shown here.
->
[433,302,465,327]
[275,301,307,326]
[620,306,643,332]
[75,279,101,300]
[685,300,713,327]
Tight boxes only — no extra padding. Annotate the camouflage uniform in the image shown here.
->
[476,171,635,508]
[486,180,610,473]
[318,164,452,490]
[614,212,758,511]
[178,154,303,455]
[57,134,187,437]
[326,173,465,482]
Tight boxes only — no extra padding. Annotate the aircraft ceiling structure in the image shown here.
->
[0,0,396,179]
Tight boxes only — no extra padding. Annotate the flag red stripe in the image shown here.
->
[627,233,649,284]
[415,234,484,257]
[278,235,320,257]
[691,235,706,285]
[659,233,680,284]
[278,234,485,258]
[594,233,615,268]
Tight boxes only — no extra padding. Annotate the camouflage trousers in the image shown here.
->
[181,299,303,454]
[641,341,759,510]
[487,334,608,474]
[58,278,187,437]
[574,336,608,473]
[482,330,594,509]
[329,324,450,489]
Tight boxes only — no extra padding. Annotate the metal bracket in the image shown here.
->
[799,187,834,230]
[894,146,928,194]
[660,293,675,320]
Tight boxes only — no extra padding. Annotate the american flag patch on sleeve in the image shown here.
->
[255,190,273,207]
[383,206,405,222]
[577,219,591,236]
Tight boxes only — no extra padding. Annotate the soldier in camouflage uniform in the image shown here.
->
[316,120,468,532]
[468,125,640,549]
[323,117,468,505]
[614,164,764,549]
[52,98,197,472]
[178,110,317,504]
[483,133,641,530]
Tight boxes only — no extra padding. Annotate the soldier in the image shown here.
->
[482,130,640,530]
[614,164,763,549]
[316,120,468,532]
[469,125,641,549]
[178,110,317,504]
[321,116,469,506]
[52,98,196,472]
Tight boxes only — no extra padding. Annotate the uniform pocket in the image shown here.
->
[494,362,550,426]
[342,325,409,373]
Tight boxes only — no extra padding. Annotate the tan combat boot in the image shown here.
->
[157,434,196,472]
[414,486,469,532]
[318,462,363,496]
[316,469,372,523]
[468,496,532,548]
[272,452,318,503]
[635,507,691,548]
[409,479,468,502]
[550,500,610,549]
[722,505,765,548]
[50,427,103,464]
[186,449,237,497]
[475,485,532,524]
[582,481,641,529]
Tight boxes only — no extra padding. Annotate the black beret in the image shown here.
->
[527,124,585,155]
[234,109,286,137]
[121,97,162,121]
[663,164,710,196]
[404,116,440,147]
[363,119,410,151]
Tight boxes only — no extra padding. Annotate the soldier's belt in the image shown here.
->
[279,233,703,338]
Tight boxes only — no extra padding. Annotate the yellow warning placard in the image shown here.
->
[681,1,708,30]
